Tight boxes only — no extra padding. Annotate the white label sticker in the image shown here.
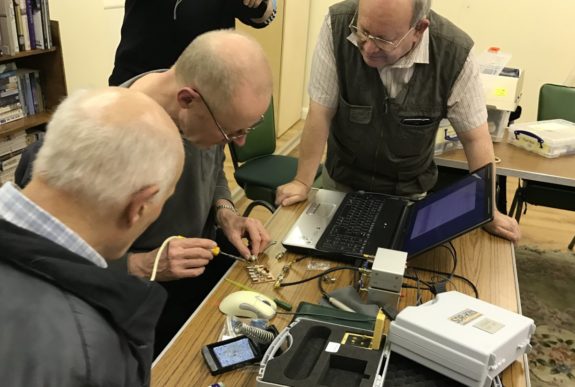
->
[474,318,505,334]
[325,342,340,353]
[449,309,482,325]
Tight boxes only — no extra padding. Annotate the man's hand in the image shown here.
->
[275,179,310,207]
[483,210,521,244]
[127,238,217,281]
[216,209,271,258]
[242,0,263,8]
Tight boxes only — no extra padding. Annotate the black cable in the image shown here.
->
[318,272,328,297]
[403,273,433,290]
[403,242,459,297]
[278,266,360,287]
[439,241,457,279]
[408,265,479,298]
[295,254,311,263]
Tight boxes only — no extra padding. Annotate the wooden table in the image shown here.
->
[435,139,575,187]
[151,195,529,387]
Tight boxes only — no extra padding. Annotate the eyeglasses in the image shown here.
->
[199,91,264,143]
[348,10,414,52]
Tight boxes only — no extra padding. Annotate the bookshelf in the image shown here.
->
[0,20,66,184]
[0,20,66,138]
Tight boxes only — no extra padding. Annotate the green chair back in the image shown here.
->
[509,83,575,251]
[228,99,322,207]
[537,84,575,122]
[231,101,276,164]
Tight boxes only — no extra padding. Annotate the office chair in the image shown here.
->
[229,100,321,211]
[508,83,575,249]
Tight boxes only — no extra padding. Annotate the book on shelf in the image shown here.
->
[0,63,44,123]
[16,68,33,115]
[16,68,42,116]
[0,93,19,108]
[24,0,34,49]
[0,71,18,90]
[0,72,17,87]
[0,0,19,55]
[0,84,17,97]
[30,0,42,48]
[0,105,23,123]
[0,79,16,91]
[0,151,21,184]
[0,0,49,54]
[17,0,32,50]
[13,0,25,51]
[30,0,48,49]
[39,0,48,48]
[1,150,21,170]
[0,101,21,114]
[0,129,27,156]
[0,61,16,72]
[29,67,41,111]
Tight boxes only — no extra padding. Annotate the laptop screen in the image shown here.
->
[402,163,494,257]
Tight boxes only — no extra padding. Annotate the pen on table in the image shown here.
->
[326,296,355,313]
[225,278,293,311]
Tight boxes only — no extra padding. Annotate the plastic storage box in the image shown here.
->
[477,47,512,76]
[507,119,575,158]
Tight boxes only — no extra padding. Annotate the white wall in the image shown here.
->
[50,0,124,92]
[50,0,575,123]
[304,0,575,122]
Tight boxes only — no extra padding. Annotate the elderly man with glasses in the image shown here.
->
[123,29,273,355]
[276,0,521,243]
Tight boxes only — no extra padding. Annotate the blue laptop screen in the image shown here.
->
[403,164,493,257]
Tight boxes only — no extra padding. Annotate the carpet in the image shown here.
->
[515,245,575,386]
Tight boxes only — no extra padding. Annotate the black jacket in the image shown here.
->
[109,0,270,85]
[0,220,167,386]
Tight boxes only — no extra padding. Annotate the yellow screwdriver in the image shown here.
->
[211,246,246,262]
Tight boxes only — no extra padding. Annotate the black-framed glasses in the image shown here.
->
[348,10,414,52]
[199,91,264,143]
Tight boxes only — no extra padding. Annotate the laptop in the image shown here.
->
[282,163,494,262]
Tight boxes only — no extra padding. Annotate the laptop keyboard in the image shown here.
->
[317,193,388,255]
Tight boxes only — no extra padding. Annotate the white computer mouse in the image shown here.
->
[219,290,277,320]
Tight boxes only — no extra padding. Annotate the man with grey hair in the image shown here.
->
[276,0,521,243]
[0,87,184,386]
[121,28,273,354]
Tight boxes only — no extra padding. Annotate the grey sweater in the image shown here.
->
[122,71,233,251]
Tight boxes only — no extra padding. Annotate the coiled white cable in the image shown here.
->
[231,319,275,344]
[150,236,183,281]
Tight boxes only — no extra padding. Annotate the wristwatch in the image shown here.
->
[215,203,239,215]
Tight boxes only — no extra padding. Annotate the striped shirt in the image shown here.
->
[0,182,107,268]
[308,14,487,133]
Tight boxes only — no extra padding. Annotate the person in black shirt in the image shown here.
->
[109,0,276,86]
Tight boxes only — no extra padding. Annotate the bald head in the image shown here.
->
[34,87,184,207]
[359,0,431,27]
[174,29,272,116]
